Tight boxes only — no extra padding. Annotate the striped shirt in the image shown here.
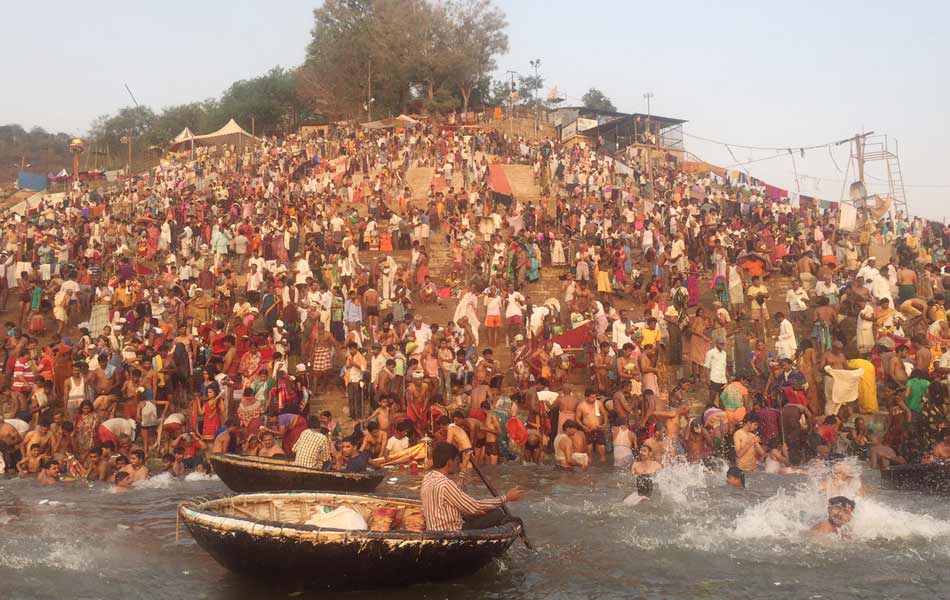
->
[12,357,35,392]
[293,429,330,468]
[420,470,506,531]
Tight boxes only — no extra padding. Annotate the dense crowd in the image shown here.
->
[2,117,949,514]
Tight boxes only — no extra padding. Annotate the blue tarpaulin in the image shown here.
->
[17,171,46,191]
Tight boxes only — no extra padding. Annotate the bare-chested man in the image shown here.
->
[869,433,906,470]
[89,354,120,419]
[443,413,473,470]
[592,342,613,393]
[631,444,662,475]
[359,420,388,459]
[576,389,607,463]
[897,263,918,303]
[797,250,817,291]
[0,419,25,471]
[362,285,380,333]
[257,431,286,458]
[210,420,241,455]
[482,401,502,465]
[20,419,53,458]
[553,420,587,469]
[120,449,150,482]
[556,388,579,434]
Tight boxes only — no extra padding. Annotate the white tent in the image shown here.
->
[193,119,257,147]
[172,127,195,144]
[361,114,422,130]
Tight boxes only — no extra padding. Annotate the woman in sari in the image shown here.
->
[640,344,660,398]
[525,242,540,283]
[796,339,821,417]
[236,388,265,437]
[687,308,712,377]
[277,412,309,458]
[847,357,879,414]
[414,249,429,288]
[145,223,160,259]
[686,261,701,307]
[74,400,99,460]
[238,346,262,382]
[191,384,225,441]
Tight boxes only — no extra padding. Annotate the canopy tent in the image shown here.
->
[172,127,195,144]
[360,114,421,130]
[487,164,513,207]
[191,119,258,148]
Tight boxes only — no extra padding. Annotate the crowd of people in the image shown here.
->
[1,115,949,536]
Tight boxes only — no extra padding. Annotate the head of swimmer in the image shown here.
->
[827,496,855,528]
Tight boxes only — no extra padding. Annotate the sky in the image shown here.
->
[3,0,947,219]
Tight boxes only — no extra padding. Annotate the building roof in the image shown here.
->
[581,112,687,136]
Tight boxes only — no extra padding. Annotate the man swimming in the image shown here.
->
[810,496,855,538]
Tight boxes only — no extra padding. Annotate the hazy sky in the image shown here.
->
[3,0,947,218]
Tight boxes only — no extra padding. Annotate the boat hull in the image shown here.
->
[210,454,384,493]
[880,463,950,494]
[179,492,520,590]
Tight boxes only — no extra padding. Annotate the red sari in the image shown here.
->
[281,414,308,456]
[192,398,223,441]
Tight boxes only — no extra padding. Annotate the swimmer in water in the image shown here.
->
[726,466,745,489]
[809,496,855,538]
[631,444,662,476]
[114,470,132,493]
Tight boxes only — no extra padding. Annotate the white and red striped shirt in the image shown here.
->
[12,357,35,392]
[420,470,506,531]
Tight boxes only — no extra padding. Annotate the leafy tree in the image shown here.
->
[0,124,74,184]
[517,73,544,109]
[444,0,509,113]
[299,0,509,118]
[581,88,617,112]
[217,66,307,134]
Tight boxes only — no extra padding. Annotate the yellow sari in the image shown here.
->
[847,358,878,414]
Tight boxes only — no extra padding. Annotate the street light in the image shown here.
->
[530,59,542,131]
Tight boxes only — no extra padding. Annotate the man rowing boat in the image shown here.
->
[420,441,525,531]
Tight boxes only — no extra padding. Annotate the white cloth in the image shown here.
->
[703,348,728,384]
[822,365,865,415]
[775,319,797,359]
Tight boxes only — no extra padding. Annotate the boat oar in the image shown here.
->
[468,458,534,550]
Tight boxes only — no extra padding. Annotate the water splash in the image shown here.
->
[653,460,720,506]
[0,542,92,571]
[183,472,219,482]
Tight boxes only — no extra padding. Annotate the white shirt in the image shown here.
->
[612,319,633,348]
[785,288,809,312]
[703,348,728,384]
[386,436,410,455]
[776,319,797,359]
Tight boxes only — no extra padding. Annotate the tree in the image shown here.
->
[444,0,509,113]
[88,105,157,168]
[517,73,544,109]
[0,124,74,185]
[217,67,307,134]
[581,88,617,112]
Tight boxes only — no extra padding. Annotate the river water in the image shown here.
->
[2,461,949,600]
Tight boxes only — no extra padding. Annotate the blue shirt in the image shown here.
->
[343,300,362,323]
[343,451,370,473]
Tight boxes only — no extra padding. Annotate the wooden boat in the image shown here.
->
[209,453,384,493]
[179,491,522,589]
[880,462,950,494]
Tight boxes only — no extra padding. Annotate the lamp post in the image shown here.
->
[530,59,542,132]
[643,92,655,202]
[69,138,84,189]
